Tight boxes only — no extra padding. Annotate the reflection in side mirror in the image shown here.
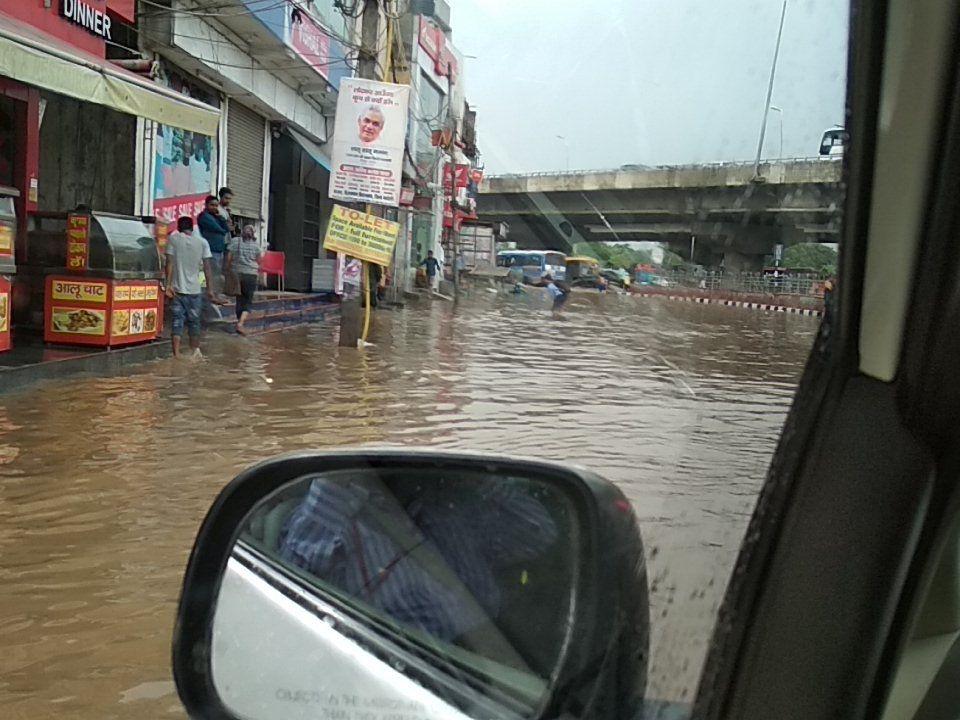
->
[172,451,649,720]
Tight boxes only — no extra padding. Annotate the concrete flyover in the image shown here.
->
[476,159,843,271]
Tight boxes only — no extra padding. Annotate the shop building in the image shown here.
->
[0,1,220,352]
[393,2,482,293]
[141,0,351,290]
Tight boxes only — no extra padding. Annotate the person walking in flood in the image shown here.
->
[420,250,442,292]
[542,273,570,314]
[165,216,216,358]
[225,224,263,335]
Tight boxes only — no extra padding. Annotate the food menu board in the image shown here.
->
[0,276,10,352]
[44,277,163,347]
[66,214,90,273]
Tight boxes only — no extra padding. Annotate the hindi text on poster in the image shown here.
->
[329,78,410,208]
[323,205,399,267]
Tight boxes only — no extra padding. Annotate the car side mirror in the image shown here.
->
[172,450,649,720]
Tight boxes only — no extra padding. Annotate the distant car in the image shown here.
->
[601,268,631,288]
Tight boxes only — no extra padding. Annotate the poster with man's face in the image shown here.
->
[329,78,410,207]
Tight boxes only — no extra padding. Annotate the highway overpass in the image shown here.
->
[476,159,843,270]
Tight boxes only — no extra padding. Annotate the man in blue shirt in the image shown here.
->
[420,250,441,291]
[196,194,230,298]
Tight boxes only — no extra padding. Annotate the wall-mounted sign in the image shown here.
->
[60,0,113,41]
[418,17,458,83]
[284,5,331,81]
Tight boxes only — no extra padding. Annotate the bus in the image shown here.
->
[496,250,567,283]
[820,126,845,157]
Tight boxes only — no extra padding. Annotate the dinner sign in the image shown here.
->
[323,205,399,267]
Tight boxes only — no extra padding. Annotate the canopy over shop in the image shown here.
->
[0,6,220,352]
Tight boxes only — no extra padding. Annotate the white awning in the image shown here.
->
[0,11,220,136]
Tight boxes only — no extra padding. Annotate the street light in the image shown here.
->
[769,105,783,159]
[753,0,788,179]
[556,135,570,172]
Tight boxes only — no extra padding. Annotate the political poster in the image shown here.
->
[329,78,410,207]
[323,205,400,267]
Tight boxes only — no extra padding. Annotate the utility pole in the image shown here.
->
[444,72,461,300]
[753,0,787,181]
[339,0,382,347]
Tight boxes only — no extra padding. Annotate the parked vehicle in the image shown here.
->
[565,256,601,281]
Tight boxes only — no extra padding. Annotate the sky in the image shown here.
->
[449,0,850,174]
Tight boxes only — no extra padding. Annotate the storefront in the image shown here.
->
[268,128,334,292]
[0,3,219,352]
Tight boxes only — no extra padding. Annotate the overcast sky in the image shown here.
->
[449,0,850,174]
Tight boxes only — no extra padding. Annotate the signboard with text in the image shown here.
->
[284,6,331,80]
[329,78,410,207]
[66,214,90,272]
[323,205,400,267]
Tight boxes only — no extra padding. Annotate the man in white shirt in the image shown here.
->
[165,216,216,358]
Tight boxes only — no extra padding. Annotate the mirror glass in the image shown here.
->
[210,465,580,720]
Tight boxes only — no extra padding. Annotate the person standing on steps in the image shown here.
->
[196,195,230,303]
[225,224,263,335]
[165,216,216,359]
[218,187,237,237]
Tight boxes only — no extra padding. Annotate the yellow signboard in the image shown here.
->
[114,285,131,302]
[323,205,400,267]
[0,224,12,254]
[51,279,108,304]
[0,293,8,333]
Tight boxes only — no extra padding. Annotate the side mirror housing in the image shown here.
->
[172,450,649,720]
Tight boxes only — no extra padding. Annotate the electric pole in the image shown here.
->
[339,0,382,347]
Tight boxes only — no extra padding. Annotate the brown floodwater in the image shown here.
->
[0,289,817,718]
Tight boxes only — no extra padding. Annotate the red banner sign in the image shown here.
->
[286,7,331,80]
[66,214,90,273]
[418,17,458,82]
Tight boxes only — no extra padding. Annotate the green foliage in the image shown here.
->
[782,243,838,276]
[571,242,652,270]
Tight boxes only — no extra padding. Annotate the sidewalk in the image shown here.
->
[0,291,340,393]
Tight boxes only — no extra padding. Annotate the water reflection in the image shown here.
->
[0,290,816,717]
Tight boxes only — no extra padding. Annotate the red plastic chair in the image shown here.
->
[259,251,286,292]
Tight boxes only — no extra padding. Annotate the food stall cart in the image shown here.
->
[0,187,18,352]
[24,211,163,347]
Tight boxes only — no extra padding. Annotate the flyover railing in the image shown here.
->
[486,157,840,180]
[656,270,827,297]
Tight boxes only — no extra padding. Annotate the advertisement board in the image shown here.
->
[323,205,400,267]
[152,66,217,233]
[329,78,410,207]
[285,6,330,80]
[66,214,90,272]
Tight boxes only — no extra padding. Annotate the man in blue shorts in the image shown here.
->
[165,216,216,358]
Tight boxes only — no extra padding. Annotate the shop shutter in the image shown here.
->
[226,101,265,219]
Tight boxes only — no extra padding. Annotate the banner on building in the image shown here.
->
[284,4,331,80]
[152,66,218,233]
[329,78,410,207]
[323,204,400,266]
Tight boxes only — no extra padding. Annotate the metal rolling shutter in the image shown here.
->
[226,101,265,219]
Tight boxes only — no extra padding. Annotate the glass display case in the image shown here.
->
[25,211,165,347]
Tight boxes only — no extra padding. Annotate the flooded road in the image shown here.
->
[0,289,817,718]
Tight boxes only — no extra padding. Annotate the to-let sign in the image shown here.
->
[66,214,90,272]
[322,205,400,267]
[52,279,108,303]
